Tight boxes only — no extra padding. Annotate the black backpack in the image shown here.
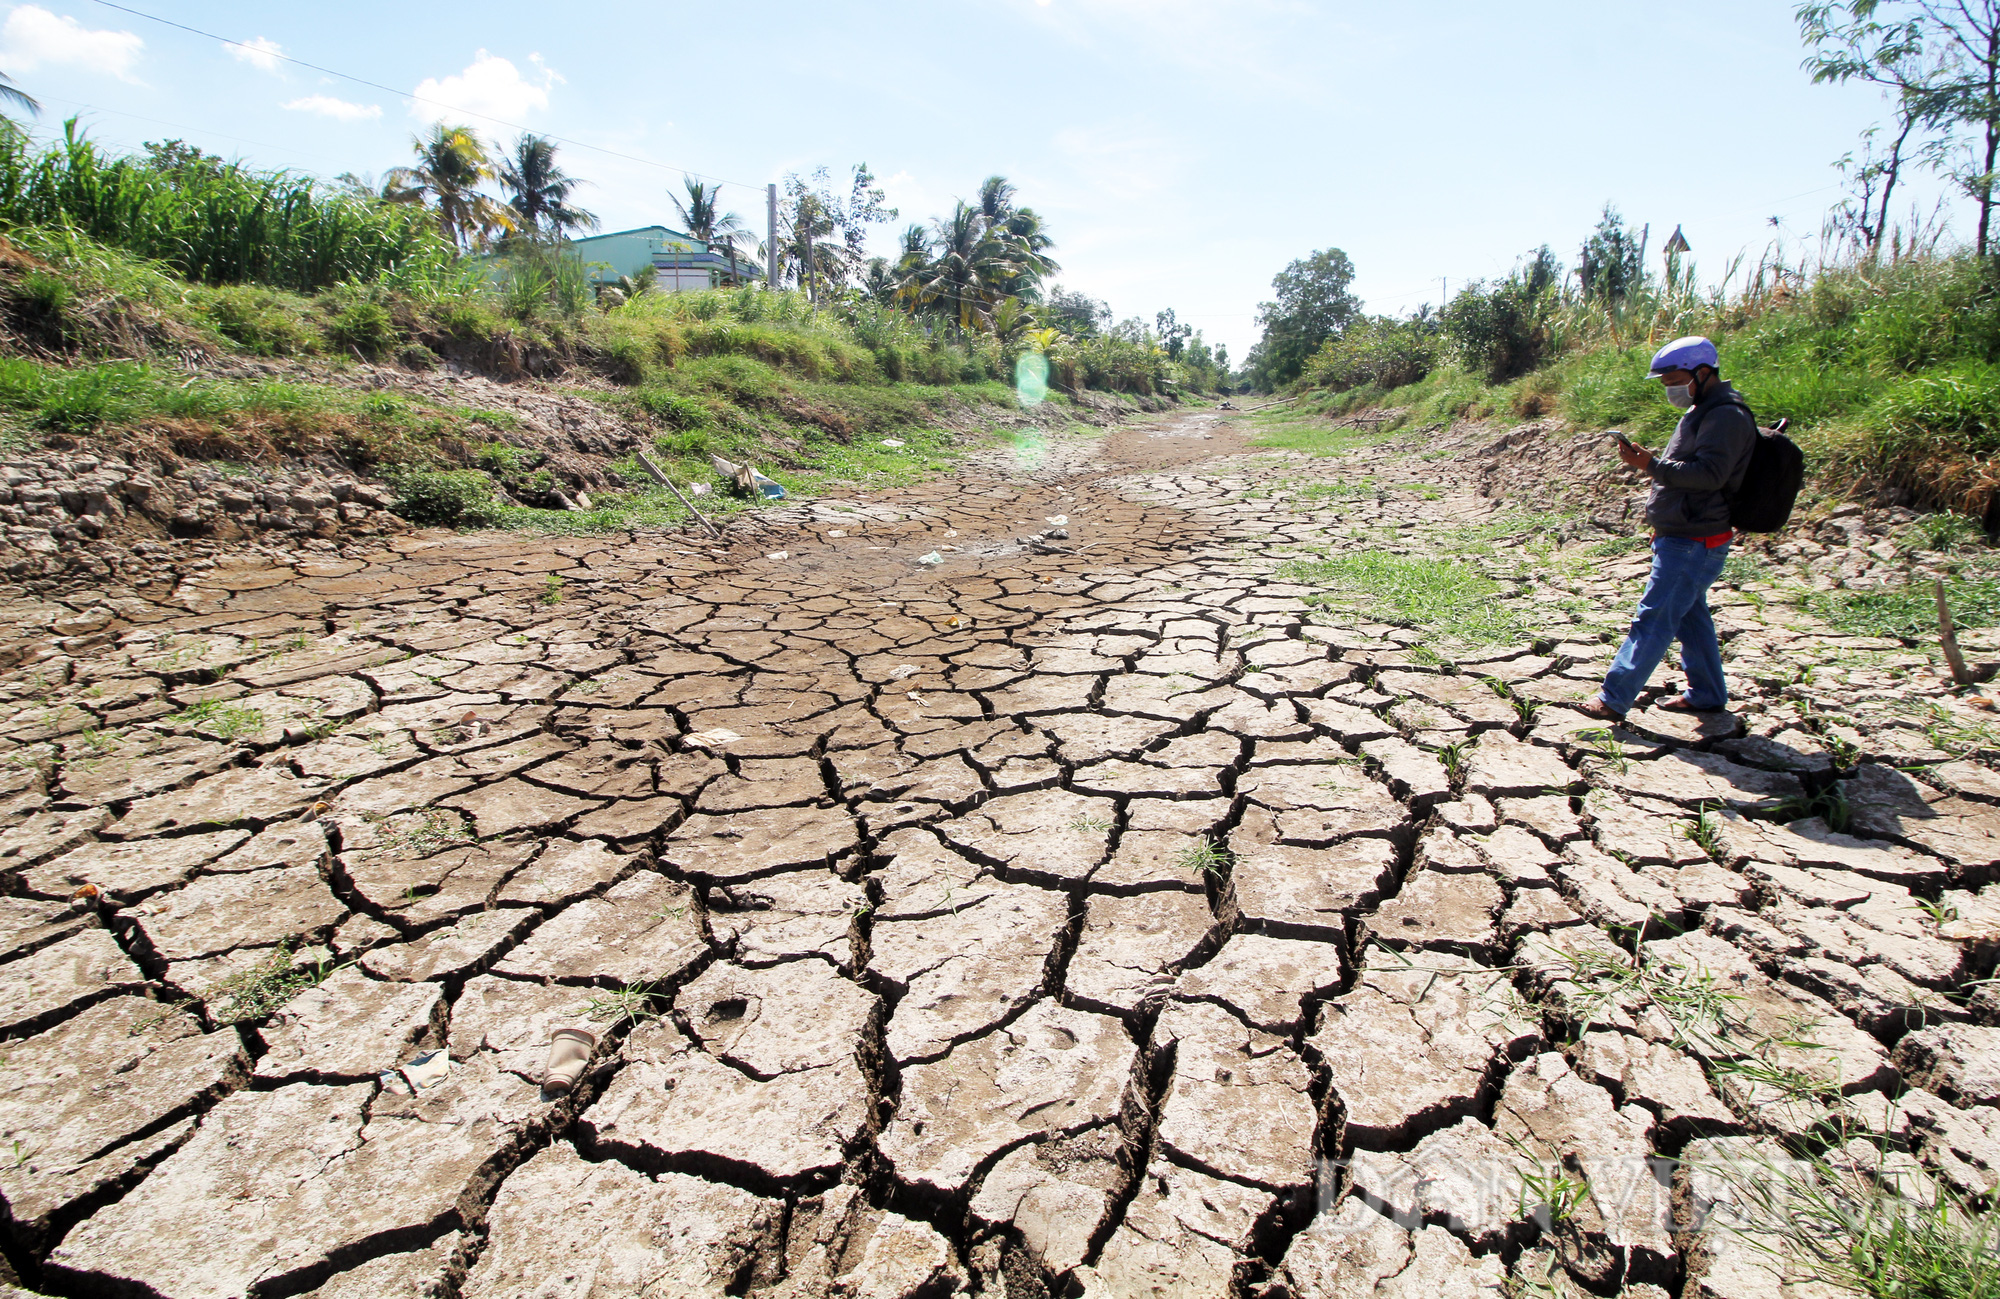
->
[1714,396,1804,533]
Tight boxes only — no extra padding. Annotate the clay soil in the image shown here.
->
[3,406,1999,1298]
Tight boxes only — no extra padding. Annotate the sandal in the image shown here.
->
[1575,700,1625,722]
[1657,697,1725,714]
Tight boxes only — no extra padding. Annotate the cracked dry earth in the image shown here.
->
[7,407,2000,1299]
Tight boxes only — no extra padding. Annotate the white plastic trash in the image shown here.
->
[916,552,943,565]
[684,728,744,750]
[400,1049,451,1092]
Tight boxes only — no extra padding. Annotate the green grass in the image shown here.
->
[1804,574,2000,639]
[1278,549,1527,644]
[1295,251,2000,517]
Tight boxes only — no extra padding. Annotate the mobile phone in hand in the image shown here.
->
[1609,429,1633,447]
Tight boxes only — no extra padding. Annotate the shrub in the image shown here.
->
[1306,315,1441,391]
[328,300,395,359]
[1443,248,1561,383]
[635,388,709,429]
[387,468,499,526]
[197,285,322,356]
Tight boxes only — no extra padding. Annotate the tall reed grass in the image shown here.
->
[0,122,457,293]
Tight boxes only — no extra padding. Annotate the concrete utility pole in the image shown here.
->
[767,183,778,289]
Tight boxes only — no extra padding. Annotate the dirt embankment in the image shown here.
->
[0,344,1183,596]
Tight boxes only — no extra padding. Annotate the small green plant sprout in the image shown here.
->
[1574,727,1630,776]
[1703,1141,2000,1299]
[1176,838,1229,878]
[1438,741,1469,781]
[541,574,566,605]
[1768,784,1855,834]
[1068,813,1113,834]
[1916,896,1961,925]
[170,699,266,741]
[9,1137,31,1168]
[1482,675,1512,699]
[1512,1150,1591,1231]
[210,944,336,1024]
[1682,803,1725,860]
[387,808,473,857]
[581,981,660,1028]
[1821,731,1863,770]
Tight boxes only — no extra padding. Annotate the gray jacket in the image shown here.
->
[1643,380,1757,537]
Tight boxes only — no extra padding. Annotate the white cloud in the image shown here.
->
[228,36,283,74]
[0,5,141,82]
[410,50,560,125]
[283,95,381,122]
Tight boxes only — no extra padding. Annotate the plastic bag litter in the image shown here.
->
[887,664,921,680]
[827,529,846,537]
[1045,515,1068,526]
[683,728,744,750]
[766,551,789,560]
[880,438,906,447]
[916,552,943,565]
[690,483,711,496]
[400,1049,451,1092]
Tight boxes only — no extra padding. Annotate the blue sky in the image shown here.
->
[0,0,1928,360]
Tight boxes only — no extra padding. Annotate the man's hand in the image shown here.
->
[1616,438,1653,471]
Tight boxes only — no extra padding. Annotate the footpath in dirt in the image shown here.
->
[3,405,2000,1299]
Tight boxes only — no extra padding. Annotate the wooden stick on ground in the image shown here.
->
[1939,579,1976,685]
[636,452,724,540]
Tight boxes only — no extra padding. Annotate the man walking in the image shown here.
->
[1578,336,1757,723]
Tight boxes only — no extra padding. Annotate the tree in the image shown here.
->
[777,164,897,295]
[672,177,755,285]
[1830,115,1922,251]
[142,139,224,184]
[384,124,515,250]
[893,178,1061,330]
[1798,0,2000,255]
[499,134,596,239]
[1579,204,1644,303]
[1249,248,1360,387]
[0,71,37,120]
[1155,308,1192,359]
[1043,285,1109,336]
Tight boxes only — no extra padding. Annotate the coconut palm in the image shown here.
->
[384,124,515,250]
[499,134,596,239]
[0,71,39,120]
[901,201,1027,329]
[894,178,1061,330]
[672,177,755,285]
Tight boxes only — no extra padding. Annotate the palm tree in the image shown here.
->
[976,175,1018,223]
[498,134,596,239]
[672,177,753,286]
[901,201,1026,329]
[891,177,1062,331]
[384,124,514,251]
[0,71,39,120]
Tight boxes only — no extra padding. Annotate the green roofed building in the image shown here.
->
[568,225,763,291]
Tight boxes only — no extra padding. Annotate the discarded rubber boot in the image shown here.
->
[543,1027,597,1094]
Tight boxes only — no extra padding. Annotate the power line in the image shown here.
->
[88,0,767,191]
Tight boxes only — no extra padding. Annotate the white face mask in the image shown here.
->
[1665,382,1695,409]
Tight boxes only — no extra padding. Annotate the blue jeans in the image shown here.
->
[1598,536,1730,714]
